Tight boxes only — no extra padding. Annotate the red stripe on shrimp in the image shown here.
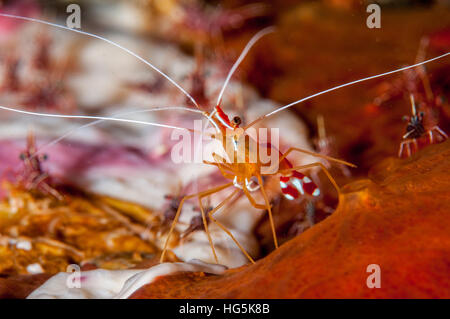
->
[260,142,320,200]
[215,105,233,128]
[280,165,320,200]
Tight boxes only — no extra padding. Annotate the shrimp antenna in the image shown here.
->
[31,106,211,158]
[244,52,450,129]
[317,114,326,141]
[410,94,417,116]
[0,13,200,109]
[0,104,194,131]
[216,26,275,106]
[415,36,434,102]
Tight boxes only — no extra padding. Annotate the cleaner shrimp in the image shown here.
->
[398,94,448,158]
[15,131,62,200]
[0,13,449,265]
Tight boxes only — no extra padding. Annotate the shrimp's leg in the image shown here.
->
[430,126,448,142]
[412,139,419,154]
[212,152,230,164]
[197,196,218,263]
[256,174,278,249]
[207,188,255,264]
[280,162,341,196]
[40,182,63,201]
[160,182,233,263]
[203,161,235,179]
[28,173,48,189]
[398,141,405,158]
[279,147,356,168]
[434,126,448,139]
[242,184,266,210]
[203,160,233,171]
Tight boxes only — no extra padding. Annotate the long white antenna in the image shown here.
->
[32,106,206,157]
[0,13,199,108]
[245,52,450,128]
[216,26,275,106]
[0,104,191,131]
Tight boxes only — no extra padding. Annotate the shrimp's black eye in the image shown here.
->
[232,116,241,126]
[42,154,48,161]
[19,153,26,161]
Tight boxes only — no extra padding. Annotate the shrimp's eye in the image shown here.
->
[232,116,241,126]
[19,153,26,161]
[42,154,48,161]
